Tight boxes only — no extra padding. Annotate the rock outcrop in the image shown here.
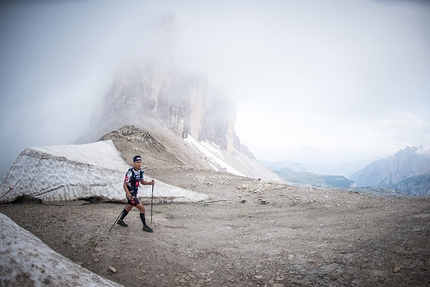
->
[87,61,239,156]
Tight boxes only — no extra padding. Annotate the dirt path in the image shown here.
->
[1,176,429,286]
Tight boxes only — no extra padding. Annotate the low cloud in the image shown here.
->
[1,0,429,177]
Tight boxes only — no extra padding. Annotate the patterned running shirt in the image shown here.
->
[124,168,144,195]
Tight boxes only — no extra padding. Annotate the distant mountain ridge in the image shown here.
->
[393,173,430,196]
[350,146,430,196]
[262,161,355,189]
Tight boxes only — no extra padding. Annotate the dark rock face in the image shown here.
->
[350,146,430,196]
[94,62,238,151]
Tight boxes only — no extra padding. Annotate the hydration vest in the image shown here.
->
[126,168,144,193]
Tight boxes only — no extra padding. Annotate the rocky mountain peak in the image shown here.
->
[76,15,277,181]
[82,14,239,156]
[350,145,430,196]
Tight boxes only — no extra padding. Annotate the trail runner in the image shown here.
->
[117,155,155,233]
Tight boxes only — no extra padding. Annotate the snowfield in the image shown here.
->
[0,212,123,287]
[0,140,220,203]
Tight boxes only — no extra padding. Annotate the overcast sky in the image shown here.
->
[1,0,429,178]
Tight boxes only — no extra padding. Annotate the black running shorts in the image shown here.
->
[127,194,141,206]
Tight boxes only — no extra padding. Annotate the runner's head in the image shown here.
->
[133,155,142,169]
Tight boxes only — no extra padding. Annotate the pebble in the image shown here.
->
[108,266,117,273]
[393,266,401,273]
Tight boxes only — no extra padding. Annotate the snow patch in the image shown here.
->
[0,212,123,286]
[184,136,245,176]
[0,140,221,203]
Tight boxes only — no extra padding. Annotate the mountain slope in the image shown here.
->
[350,146,430,196]
[262,160,355,189]
[100,125,280,181]
[394,173,430,196]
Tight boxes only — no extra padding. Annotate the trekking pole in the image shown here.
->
[109,204,127,232]
[150,180,154,224]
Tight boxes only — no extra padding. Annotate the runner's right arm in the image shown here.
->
[123,182,132,199]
